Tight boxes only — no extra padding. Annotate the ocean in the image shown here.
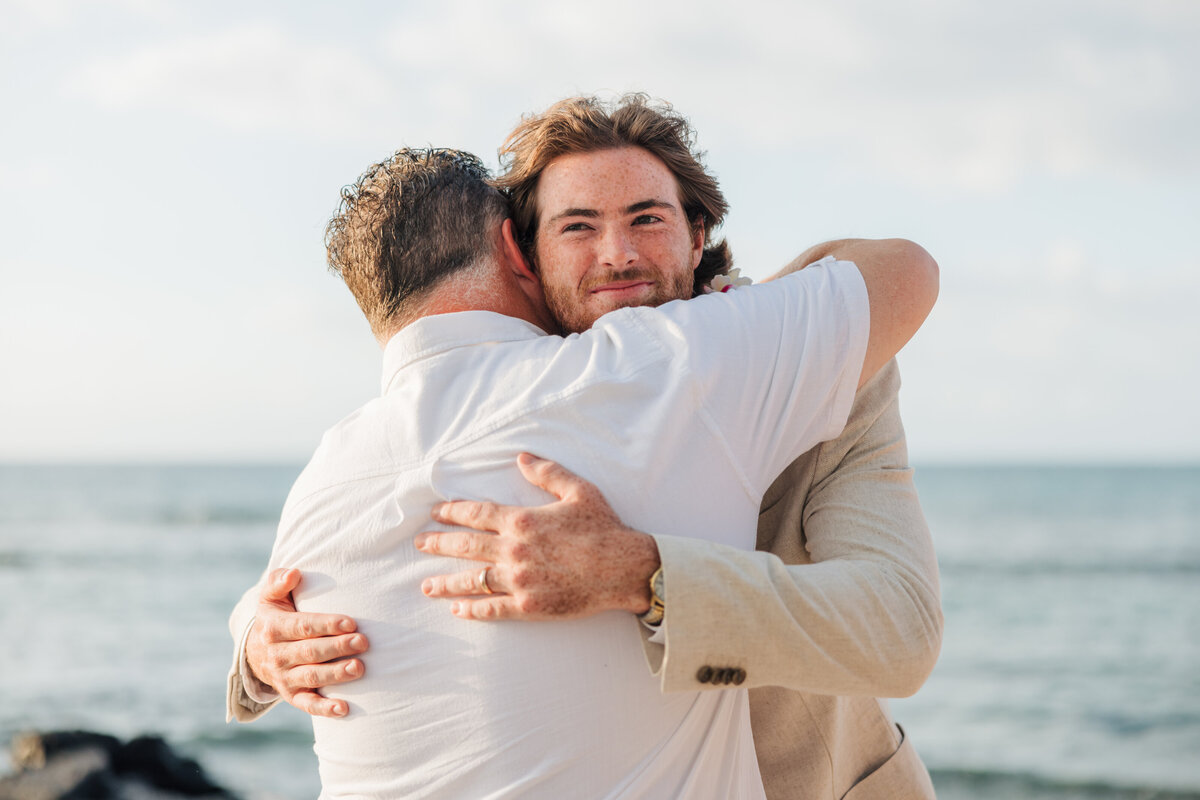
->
[1,463,1197,799]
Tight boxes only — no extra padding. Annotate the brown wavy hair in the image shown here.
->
[494,94,731,296]
[325,148,508,337]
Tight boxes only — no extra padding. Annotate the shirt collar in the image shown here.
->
[380,311,550,395]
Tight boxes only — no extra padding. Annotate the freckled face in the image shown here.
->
[532,147,704,334]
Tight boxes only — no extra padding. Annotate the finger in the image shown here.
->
[276,633,369,669]
[516,453,597,502]
[265,610,359,643]
[428,499,505,532]
[260,568,301,605]
[450,597,520,621]
[422,568,504,598]
[288,689,351,719]
[280,657,365,693]
[414,530,500,562]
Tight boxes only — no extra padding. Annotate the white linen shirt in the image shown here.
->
[265,258,869,799]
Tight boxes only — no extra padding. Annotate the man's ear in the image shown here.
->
[690,217,706,270]
[500,217,556,333]
[501,218,539,284]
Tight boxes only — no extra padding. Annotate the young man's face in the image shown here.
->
[532,147,704,334]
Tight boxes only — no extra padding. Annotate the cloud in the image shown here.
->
[378,0,1200,192]
[64,23,398,140]
[61,1,1198,191]
[1,0,175,32]
[699,1,1200,191]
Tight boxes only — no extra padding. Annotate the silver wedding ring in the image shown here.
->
[478,567,494,595]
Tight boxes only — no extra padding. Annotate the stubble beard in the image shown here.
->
[545,267,694,334]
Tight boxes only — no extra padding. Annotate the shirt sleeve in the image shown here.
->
[653,257,870,497]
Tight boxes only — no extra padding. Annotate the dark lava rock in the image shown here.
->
[0,730,239,800]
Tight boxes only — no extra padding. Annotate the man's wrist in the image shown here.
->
[620,530,661,615]
[239,618,280,703]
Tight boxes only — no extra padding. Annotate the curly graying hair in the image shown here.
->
[494,93,732,296]
[326,148,509,336]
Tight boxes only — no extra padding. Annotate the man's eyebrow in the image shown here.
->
[625,199,679,215]
[545,208,600,225]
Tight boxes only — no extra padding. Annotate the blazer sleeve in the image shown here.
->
[225,573,281,723]
[639,360,943,697]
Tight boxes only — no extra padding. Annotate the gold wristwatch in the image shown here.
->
[640,566,665,627]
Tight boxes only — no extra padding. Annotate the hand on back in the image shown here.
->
[245,568,369,718]
[416,453,660,621]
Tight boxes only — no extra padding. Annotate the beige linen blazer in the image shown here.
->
[643,360,943,799]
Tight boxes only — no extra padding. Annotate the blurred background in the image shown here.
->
[2,1,1197,797]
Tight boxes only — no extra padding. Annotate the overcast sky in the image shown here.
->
[2,0,1197,463]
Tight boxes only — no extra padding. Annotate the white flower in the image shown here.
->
[703,267,753,294]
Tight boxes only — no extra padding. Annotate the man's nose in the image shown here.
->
[598,227,637,267]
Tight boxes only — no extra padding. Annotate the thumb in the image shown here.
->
[261,568,301,604]
[516,453,591,502]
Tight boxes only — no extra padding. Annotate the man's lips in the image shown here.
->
[589,280,655,295]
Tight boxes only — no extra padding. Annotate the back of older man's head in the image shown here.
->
[326,148,509,337]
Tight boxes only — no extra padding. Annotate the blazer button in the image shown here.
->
[733,668,747,685]
[696,666,714,684]
[716,668,732,685]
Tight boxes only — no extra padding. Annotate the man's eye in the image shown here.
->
[562,222,590,233]
[632,215,661,225]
